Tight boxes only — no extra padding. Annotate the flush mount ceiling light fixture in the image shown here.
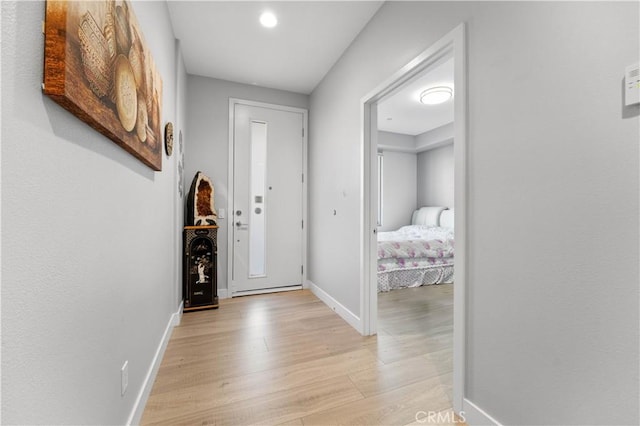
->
[260,11,278,28]
[419,86,453,105]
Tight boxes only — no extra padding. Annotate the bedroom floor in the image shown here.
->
[141,285,456,425]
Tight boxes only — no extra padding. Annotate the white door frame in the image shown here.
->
[360,24,467,414]
[227,98,309,297]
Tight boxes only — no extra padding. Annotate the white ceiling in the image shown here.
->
[167,1,383,94]
[377,58,454,136]
[167,1,451,135]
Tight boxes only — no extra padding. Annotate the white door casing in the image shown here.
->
[360,24,467,415]
[229,100,308,296]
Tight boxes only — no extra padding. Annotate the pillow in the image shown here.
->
[439,209,454,229]
[411,206,448,226]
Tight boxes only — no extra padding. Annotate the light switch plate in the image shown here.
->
[625,63,639,106]
[218,208,225,219]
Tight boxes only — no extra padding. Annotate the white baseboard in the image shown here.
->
[461,398,502,426]
[127,300,183,426]
[173,300,183,327]
[218,288,228,299]
[230,285,302,297]
[307,280,361,332]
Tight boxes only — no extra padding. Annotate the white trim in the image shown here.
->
[227,100,235,296]
[451,24,468,417]
[231,285,302,297]
[377,144,417,154]
[174,39,183,331]
[218,288,229,299]
[228,99,308,298]
[308,280,362,333]
[360,99,377,336]
[360,23,467,416]
[377,152,383,227]
[416,137,454,153]
[462,398,502,426]
[302,278,310,290]
[378,138,454,154]
[173,300,183,327]
[127,301,183,426]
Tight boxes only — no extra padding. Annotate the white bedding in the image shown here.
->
[377,225,454,244]
[411,206,448,227]
[377,224,455,292]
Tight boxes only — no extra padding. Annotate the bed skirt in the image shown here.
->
[377,265,454,292]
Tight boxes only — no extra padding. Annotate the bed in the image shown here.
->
[377,207,454,292]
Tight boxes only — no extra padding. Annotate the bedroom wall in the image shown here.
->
[417,143,454,209]
[2,1,184,424]
[377,130,415,151]
[380,151,417,232]
[184,75,309,295]
[415,122,454,151]
[308,2,639,425]
[377,131,417,231]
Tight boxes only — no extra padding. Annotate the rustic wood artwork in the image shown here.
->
[43,0,163,171]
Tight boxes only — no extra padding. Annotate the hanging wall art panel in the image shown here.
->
[43,0,163,171]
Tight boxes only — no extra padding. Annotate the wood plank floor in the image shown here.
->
[141,285,455,425]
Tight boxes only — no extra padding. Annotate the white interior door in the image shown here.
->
[231,103,304,294]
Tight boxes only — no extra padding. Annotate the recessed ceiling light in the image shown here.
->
[260,11,278,28]
[419,86,453,105]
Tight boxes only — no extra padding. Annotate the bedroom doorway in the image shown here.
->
[360,24,467,415]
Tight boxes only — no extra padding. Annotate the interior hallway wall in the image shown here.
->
[308,2,639,424]
[184,75,308,294]
[1,1,185,423]
[174,40,188,314]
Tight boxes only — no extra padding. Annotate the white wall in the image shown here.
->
[417,143,454,209]
[378,130,415,151]
[175,42,188,300]
[415,122,453,151]
[378,131,417,231]
[1,1,184,424]
[185,76,308,294]
[380,151,417,232]
[309,2,639,425]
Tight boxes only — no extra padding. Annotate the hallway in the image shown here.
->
[141,287,455,425]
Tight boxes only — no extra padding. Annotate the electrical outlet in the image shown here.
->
[121,361,128,396]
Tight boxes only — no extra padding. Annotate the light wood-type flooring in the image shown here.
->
[141,284,456,425]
